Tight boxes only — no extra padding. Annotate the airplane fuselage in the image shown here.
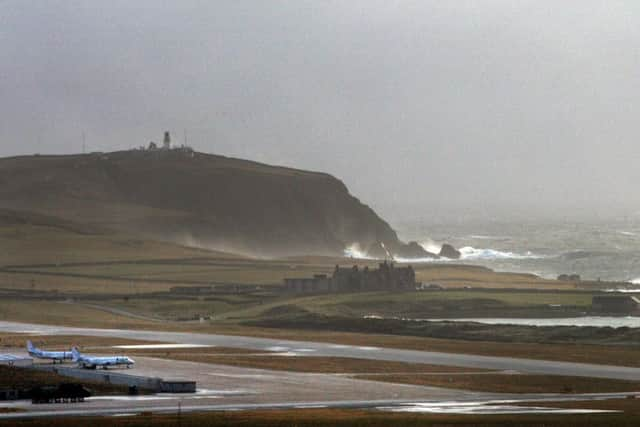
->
[77,356,134,369]
[71,347,134,369]
[28,349,72,363]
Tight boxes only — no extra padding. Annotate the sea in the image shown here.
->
[390,218,640,284]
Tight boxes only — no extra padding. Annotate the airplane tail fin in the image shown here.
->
[71,347,81,362]
[26,340,35,352]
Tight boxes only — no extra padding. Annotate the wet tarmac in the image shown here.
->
[0,354,510,418]
[2,320,640,381]
[112,344,212,349]
[0,353,636,419]
[0,320,638,419]
[377,400,619,414]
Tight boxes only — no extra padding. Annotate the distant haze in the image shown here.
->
[2,1,640,223]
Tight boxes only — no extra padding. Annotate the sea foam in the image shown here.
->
[458,246,543,260]
[344,241,543,262]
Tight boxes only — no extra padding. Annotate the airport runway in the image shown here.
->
[0,355,504,418]
[0,354,633,419]
[1,320,640,380]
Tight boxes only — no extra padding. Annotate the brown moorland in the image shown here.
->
[355,372,640,394]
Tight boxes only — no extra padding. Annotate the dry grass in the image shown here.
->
[355,372,640,394]
[176,324,640,368]
[0,407,636,427]
[0,271,177,294]
[0,225,582,295]
[0,299,157,329]
[412,264,567,289]
[0,223,234,267]
[235,325,640,367]
[0,261,572,294]
[0,334,160,350]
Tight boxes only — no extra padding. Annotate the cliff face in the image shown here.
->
[0,150,406,256]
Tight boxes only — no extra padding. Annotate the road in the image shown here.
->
[1,320,640,380]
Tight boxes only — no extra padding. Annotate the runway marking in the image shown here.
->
[113,344,212,349]
[206,372,278,379]
[294,404,328,409]
[376,400,620,415]
[89,396,175,402]
[88,389,253,403]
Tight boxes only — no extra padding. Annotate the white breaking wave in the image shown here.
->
[393,256,442,263]
[469,235,510,241]
[418,239,442,255]
[343,243,374,259]
[345,242,543,263]
[458,246,543,260]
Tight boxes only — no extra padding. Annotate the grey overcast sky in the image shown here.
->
[2,1,640,222]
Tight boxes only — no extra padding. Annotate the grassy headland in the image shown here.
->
[1,219,638,371]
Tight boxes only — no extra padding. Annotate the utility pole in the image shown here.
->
[82,132,86,154]
[183,128,187,147]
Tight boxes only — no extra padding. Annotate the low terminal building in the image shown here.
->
[160,380,197,393]
[592,295,640,314]
[36,365,196,393]
[0,388,23,400]
[285,261,416,293]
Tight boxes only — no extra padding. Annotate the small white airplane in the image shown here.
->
[72,347,135,370]
[26,340,73,364]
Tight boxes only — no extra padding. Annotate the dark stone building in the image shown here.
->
[285,261,416,293]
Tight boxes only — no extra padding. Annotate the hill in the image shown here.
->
[0,150,423,257]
